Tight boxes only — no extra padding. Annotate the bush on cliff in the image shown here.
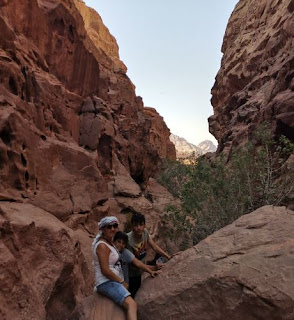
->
[159,124,294,245]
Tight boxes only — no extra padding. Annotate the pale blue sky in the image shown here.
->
[84,0,238,145]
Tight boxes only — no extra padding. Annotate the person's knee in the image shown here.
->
[124,296,137,310]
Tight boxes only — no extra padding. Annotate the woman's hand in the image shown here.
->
[122,281,129,289]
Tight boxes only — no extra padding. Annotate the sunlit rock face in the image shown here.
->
[137,206,294,320]
[0,0,176,318]
[0,0,175,204]
[209,0,294,155]
[170,134,217,159]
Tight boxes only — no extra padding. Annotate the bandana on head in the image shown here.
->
[98,216,119,230]
[92,216,119,248]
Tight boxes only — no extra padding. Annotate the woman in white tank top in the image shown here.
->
[92,216,137,320]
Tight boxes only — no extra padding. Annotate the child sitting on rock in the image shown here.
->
[113,231,160,286]
[127,212,172,297]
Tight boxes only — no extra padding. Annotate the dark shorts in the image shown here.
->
[97,281,131,305]
[129,275,142,298]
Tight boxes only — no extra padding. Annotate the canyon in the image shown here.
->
[0,0,176,319]
[0,0,293,319]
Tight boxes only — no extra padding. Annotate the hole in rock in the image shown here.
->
[9,77,18,95]
[9,51,20,64]
[146,193,154,203]
[21,153,27,166]
[0,151,4,169]
[131,171,144,185]
[96,198,107,206]
[128,157,144,185]
[0,128,11,145]
[68,25,75,42]
[25,171,29,181]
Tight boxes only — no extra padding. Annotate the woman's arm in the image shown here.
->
[148,238,171,260]
[96,243,124,283]
[132,257,162,277]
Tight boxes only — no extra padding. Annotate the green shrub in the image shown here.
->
[159,124,294,244]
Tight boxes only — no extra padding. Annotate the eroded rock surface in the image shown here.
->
[137,206,294,320]
[0,0,176,318]
[210,0,294,155]
[0,202,93,320]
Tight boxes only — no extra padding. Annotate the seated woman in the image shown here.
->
[92,216,137,320]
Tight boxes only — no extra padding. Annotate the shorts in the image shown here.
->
[96,281,131,305]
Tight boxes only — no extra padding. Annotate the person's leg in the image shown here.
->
[128,275,141,297]
[122,296,137,320]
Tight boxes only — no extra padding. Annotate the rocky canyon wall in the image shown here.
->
[209,0,294,155]
[0,0,176,319]
[135,1,294,319]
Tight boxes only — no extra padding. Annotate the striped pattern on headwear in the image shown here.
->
[92,216,119,248]
[98,216,119,229]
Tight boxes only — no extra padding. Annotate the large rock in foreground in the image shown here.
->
[69,293,126,320]
[0,202,93,320]
[137,206,294,320]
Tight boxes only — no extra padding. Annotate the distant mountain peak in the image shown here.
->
[170,134,217,158]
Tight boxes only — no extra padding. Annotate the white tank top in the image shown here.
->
[92,240,124,286]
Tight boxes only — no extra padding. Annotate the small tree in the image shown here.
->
[159,124,294,244]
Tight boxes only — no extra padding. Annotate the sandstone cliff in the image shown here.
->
[209,0,294,155]
[0,0,176,319]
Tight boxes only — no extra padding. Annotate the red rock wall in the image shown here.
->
[210,0,294,154]
[0,1,176,319]
[0,0,175,210]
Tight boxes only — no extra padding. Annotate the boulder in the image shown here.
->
[0,202,93,320]
[137,206,294,320]
[69,293,126,320]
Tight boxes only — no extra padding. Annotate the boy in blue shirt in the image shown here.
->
[113,231,160,287]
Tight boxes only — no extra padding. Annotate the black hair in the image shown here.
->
[113,231,128,244]
[131,212,145,225]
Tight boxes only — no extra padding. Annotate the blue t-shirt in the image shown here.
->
[119,248,135,283]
